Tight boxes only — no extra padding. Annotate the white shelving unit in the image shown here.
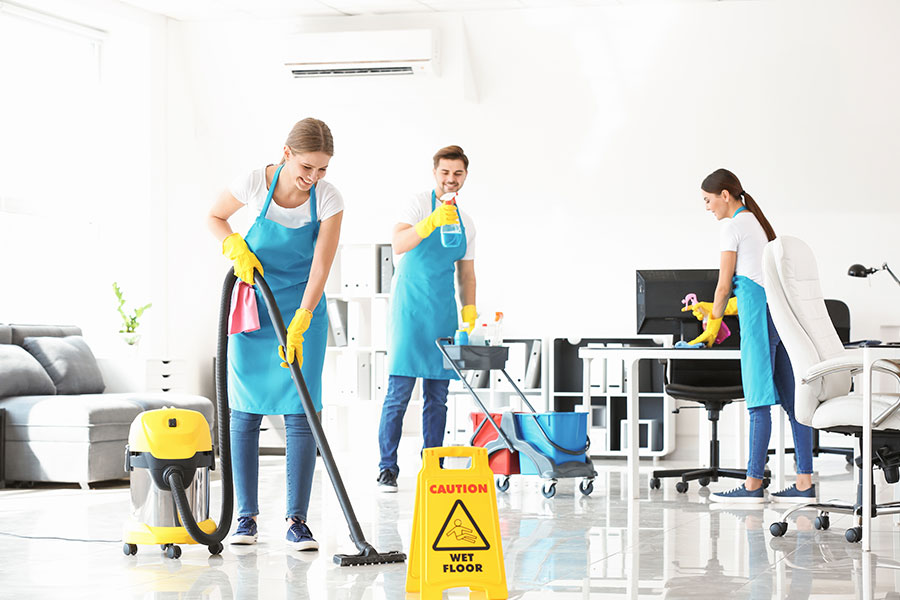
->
[258,242,392,452]
[319,243,393,451]
[550,337,675,458]
[445,337,548,444]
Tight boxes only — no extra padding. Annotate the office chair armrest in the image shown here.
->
[802,357,864,385]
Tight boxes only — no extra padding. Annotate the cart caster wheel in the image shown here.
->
[698,477,711,487]
[846,454,855,465]
[496,477,510,493]
[541,482,557,499]
[160,544,168,550]
[165,545,182,559]
[123,543,137,556]
[845,527,863,543]
[208,543,224,555]
[579,480,594,496]
[814,515,830,531]
[762,478,770,489]
[675,481,689,494]
[770,522,788,537]
[649,477,661,490]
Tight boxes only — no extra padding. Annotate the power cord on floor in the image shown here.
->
[0,531,119,543]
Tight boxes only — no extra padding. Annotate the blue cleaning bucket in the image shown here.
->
[515,412,588,475]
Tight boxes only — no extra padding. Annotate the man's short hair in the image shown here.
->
[432,145,469,170]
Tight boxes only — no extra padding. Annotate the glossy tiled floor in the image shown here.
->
[2,446,900,599]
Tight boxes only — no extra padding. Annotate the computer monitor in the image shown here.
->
[636,269,741,346]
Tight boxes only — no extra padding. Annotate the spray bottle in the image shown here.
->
[439,193,462,248]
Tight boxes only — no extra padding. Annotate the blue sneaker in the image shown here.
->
[286,518,319,551]
[230,516,258,545]
[771,484,817,504]
[710,484,766,504]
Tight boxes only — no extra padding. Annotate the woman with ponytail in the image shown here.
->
[690,168,815,504]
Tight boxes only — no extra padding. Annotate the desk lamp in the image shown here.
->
[847,262,900,287]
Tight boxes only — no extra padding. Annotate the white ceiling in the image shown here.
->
[118,0,729,21]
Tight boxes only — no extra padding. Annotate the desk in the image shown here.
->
[861,346,900,552]
[579,347,742,499]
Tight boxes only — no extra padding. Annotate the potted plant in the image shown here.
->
[113,282,152,345]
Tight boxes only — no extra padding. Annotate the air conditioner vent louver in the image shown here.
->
[284,29,438,78]
[289,66,414,78]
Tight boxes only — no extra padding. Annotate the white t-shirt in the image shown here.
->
[719,209,768,286]
[229,165,344,229]
[396,191,476,262]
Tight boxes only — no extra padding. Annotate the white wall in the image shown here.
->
[162,0,900,414]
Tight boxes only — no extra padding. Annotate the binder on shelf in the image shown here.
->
[340,245,377,295]
[498,341,528,387]
[467,370,490,389]
[356,353,372,400]
[346,300,369,346]
[374,351,388,396]
[377,244,394,294]
[524,339,541,389]
[327,298,348,347]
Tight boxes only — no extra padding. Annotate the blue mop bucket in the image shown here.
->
[515,412,589,475]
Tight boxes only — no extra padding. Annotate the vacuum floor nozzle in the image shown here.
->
[334,548,407,567]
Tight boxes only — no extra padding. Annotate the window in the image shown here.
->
[0,7,104,219]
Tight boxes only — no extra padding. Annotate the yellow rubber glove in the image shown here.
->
[682,297,738,321]
[414,203,460,239]
[461,305,477,334]
[687,317,723,348]
[278,308,312,369]
[222,233,264,285]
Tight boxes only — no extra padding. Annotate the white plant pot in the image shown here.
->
[120,332,141,346]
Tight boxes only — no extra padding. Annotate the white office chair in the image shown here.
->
[762,236,900,542]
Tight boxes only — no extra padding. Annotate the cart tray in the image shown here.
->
[442,345,509,370]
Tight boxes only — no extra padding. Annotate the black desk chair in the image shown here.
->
[649,348,771,493]
[766,299,855,465]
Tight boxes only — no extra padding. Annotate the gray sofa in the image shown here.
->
[0,324,214,488]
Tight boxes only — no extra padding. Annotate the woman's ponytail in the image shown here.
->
[701,169,776,242]
[741,192,776,242]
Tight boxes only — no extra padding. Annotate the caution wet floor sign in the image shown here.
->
[406,447,507,599]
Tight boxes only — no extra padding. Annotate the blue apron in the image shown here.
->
[730,207,779,409]
[227,164,328,415]
[388,191,467,380]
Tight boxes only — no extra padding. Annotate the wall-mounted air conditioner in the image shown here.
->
[284,29,439,78]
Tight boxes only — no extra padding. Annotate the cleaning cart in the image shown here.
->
[436,338,596,498]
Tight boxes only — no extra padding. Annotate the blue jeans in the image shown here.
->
[231,409,317,521]
[745,310,814,480]
[378,375,449,475]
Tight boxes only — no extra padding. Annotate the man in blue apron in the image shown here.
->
[376,145,478,492]
[208,118,344,548]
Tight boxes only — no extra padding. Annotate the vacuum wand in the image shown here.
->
[252,273,406,567]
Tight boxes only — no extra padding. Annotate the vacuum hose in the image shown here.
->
[164,270,237,547]
[169,269,403,565]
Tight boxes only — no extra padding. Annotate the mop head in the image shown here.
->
[334,546,407,567]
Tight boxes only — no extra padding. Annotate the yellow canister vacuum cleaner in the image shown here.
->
[122,270,404,566]
[122,407,227,558]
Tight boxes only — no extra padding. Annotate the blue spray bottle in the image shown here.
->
[440,194,462,248]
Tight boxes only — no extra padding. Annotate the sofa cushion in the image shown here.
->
[23,336,105,395]
[0,345,57,398]
[0,392,215,443]
[10,324,81,346]
[0,394,141,442]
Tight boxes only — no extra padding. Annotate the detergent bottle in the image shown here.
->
[439,193,462,248]
[490,312,504,346]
